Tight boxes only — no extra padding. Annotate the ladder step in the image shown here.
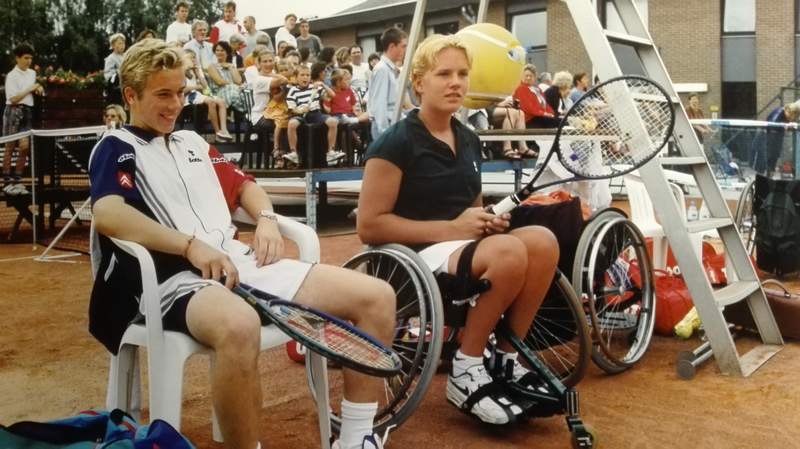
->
[604,29,654,47]
[687,217,733,233]
[714,280,760,307]
[739,344,783,377]
[659,156,707,166]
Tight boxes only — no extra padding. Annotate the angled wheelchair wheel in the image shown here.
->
[573,211,655,374]
[734,178,756,255]
[523,270,591,388]
[307,244,444,436]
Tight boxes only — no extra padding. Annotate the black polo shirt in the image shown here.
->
[364,109,482,222]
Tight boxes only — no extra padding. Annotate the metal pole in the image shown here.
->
[29,130,37,250]
[393,0,427,124]
[476,0,489,23]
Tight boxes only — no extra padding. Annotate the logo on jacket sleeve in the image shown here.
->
[117,171,134,189]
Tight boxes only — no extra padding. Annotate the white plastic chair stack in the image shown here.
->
[624,175,708,270]
[92,211,330,445]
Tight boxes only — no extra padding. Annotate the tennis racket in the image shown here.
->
[231,282,403,377]
[490,75,676,215]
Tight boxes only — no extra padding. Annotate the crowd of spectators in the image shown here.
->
[5,0,606,179]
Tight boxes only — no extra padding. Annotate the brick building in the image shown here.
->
[268,0,799,119]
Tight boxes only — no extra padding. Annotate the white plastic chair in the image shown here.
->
[92,211,331,446]
[624,175,708,270]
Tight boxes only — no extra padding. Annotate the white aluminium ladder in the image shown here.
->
[563,0,783,376]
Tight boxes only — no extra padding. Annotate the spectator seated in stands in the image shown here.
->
[328,68,369,126]
[543,70,572,117]
[206,41,246,114]
[243,46,270,85]
[283,50,301,67]
[228,33,246,70]
[184,50,233,141]
[284,64,345,167]
[266,63,292,168]
[249,51,289,161]
[104,104,127,129]
[513,64,559,129]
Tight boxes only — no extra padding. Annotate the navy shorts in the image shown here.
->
[290,111,330,125]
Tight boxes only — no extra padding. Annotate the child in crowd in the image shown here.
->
[265,62,292,167]
[3,43,43,195]
[285,64,344,166]
[184,50,233,141]
[329,69,369,125]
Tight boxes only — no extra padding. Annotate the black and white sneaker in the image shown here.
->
[447,359,523,425]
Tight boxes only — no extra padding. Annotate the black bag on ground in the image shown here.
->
[754,175,800,276]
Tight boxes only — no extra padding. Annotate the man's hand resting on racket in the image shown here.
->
[252,218,284,267]
[185,238,239,289]
[453,207,511,239]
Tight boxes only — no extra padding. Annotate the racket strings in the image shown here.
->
[560,78,673,179]
[272,304,398,371]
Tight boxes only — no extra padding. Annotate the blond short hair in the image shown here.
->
[411,34,472,95]
[105,104,127,124]
[109,33,126,48]
[552,71,573,90]
[119,39,185,104]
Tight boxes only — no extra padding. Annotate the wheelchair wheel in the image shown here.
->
[523,270,591,388]
[573,212,655,374]
[734,178,756,255]
[306,244,444,436]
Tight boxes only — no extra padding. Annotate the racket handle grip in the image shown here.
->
[489,196,518,215]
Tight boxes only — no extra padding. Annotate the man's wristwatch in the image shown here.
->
[258,210,278,223]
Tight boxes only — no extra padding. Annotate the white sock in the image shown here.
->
[452,349,484,377]
[339,399,377,449]
[255,442,261,449]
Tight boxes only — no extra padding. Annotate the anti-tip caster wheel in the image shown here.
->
[571,424,596,449]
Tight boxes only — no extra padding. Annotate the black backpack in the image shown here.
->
[754,175,800,276]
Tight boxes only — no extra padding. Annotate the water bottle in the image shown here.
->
[687,200,699,222]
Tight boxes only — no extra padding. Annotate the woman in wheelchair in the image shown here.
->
[90,39,396,449]
[357,35,559,425]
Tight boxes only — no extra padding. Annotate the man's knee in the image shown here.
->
[355,277,396,330]
[288,119,300,129]
[211,298,262,354]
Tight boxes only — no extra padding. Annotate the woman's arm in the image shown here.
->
[228,64,243,85]
[206,64,228,86]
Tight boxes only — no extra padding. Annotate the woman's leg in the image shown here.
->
[204,99,221,133]
[448,234,529,357]
[497,225,559,351]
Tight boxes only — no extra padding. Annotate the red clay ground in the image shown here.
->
[2,234,800,449]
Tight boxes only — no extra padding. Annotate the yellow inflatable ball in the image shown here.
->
[456,23,526,109]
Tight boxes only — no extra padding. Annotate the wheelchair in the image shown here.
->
[306,207,654,447]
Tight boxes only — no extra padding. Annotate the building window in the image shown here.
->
[510,10,547,70]
[358,35,380,57]
[602,0,649,32]
[426,22,459,36]
[723,0,756,33]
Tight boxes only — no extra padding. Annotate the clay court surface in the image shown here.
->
[2,231,800,449]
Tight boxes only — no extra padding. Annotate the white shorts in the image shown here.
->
[418,240,473,274]
[157,239,313,314]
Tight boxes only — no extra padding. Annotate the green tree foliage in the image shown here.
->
[1,0,222,74]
